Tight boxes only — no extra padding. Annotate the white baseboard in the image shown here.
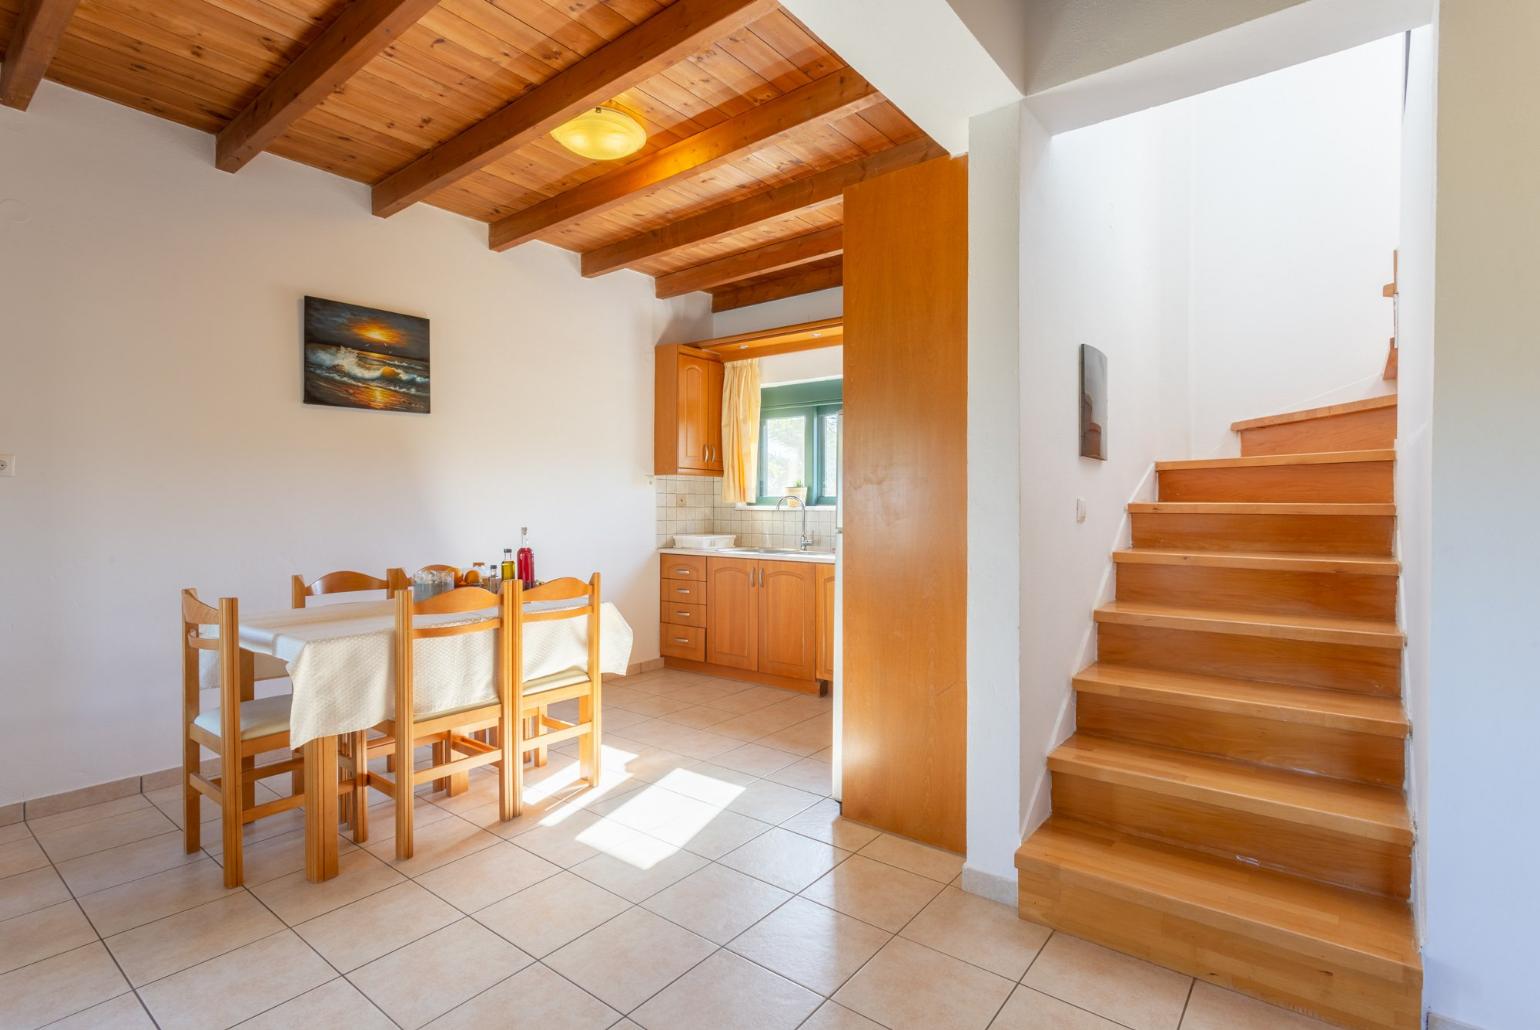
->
[1429,1015,1483,1030]
[960,864,1017,906]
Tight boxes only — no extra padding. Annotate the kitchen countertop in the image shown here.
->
[660,546,836,565]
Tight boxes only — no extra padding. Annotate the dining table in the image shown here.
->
[208,595,634,881]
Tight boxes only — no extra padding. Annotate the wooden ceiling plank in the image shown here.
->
[711,256,842,311]
[2,0,83,110]
[654,225,842,298]
[581,136,937,276]
[490,67,878,251]
[373,0,779,218]
[214,0,441,172]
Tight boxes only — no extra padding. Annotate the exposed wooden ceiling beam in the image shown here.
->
[215,0,441,173]
[654,227,843,299]
[489,69,879,252]
[581,137,942,278]
[372,0,778,218]
[0,0,82,111]
[711,257,844,312]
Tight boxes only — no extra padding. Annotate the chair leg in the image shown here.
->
[536,705,549,768]
[579,694,597,787]
[510,709,525,819]
[432,737,451,794]
[350,731,369,844]
[241,753,257,808]
[290,747,304,799]
[183,738,201,853]
[221,757,243,888]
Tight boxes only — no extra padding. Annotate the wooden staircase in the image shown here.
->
[1015,393,1420,1030]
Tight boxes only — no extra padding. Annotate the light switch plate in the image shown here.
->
[0,454,13,477]
[1075,497,1087,523]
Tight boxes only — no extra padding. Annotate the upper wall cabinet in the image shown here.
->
[655,344,724,476]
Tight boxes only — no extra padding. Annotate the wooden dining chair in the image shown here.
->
[370,584,517,859]
[510,574,604,817]
[291,568,406,608]
[181,588,307,888]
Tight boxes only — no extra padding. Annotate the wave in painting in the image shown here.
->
[304,343,430,413]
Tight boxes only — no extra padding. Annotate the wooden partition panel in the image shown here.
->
[841,155,968,853]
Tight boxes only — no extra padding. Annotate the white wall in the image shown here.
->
[1423,3,1540,1027]
[0,84,704,805]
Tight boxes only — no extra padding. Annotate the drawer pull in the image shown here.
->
[673,637,690,644]
[675,610,692,617]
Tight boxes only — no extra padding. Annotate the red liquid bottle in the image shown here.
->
[516,526,535,588]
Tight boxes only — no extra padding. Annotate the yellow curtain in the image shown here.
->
[721,359,761,504]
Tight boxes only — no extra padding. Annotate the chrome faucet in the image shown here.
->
[776,495,813,550]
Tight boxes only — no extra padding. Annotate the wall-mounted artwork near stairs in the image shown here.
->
[1080,344,1108,460]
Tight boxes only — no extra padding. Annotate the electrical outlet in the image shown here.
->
[0,454,13,477]
[675,494,687,507]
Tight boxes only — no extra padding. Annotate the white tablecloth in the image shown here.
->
[203,598,632,747]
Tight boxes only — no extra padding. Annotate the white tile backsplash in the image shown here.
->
[654,476,836,550]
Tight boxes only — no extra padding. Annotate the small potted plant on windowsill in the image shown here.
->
[786,481,808,505]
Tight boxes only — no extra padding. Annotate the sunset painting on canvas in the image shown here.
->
[303,296,430,414]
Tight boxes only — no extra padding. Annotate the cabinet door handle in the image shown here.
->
[673,637,690,644]
[675,610,692,617]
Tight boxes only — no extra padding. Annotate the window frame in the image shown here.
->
[755,380,842,507]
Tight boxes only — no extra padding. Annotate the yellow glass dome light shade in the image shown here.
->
[551,106,647,161]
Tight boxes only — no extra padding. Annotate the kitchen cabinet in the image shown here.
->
[759,561,817,681]
[816,564,835,682]
[705,557,758,671]
[654,344,724,476]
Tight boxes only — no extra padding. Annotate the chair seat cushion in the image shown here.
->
[194,695,292,741]
[523,668,591,696]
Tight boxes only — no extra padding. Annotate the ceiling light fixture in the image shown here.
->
[551,106,647,161]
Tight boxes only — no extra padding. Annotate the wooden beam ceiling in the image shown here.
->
[489,68,880,252]
[0,0,81,111]
[371,0,778,218]
[581,137,943,278]
[214,0,442,173]
[655,226,843,298]
[712,257,844,312]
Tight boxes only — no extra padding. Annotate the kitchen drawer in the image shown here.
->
[662,601,707,628]
[661,554,708,581]
[660,623,705,662]
[660,578,708,604]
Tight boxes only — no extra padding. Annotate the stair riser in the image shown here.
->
[1130,512,1395,555]
[1239,406,1398,456]
[1051,774,1410,898]
[1075,693,1405,786]
[1015,861,1421,1030]
[1115,563,1397,621]
[1097,623,1401,696]
[1159,462,1393,503]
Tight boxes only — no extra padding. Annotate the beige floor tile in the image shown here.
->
[756,715,834,757]
[105,890,284,987]
[598,706,653,733]
[44,992,156,1029]
[858,833,965,883]
[424,961,620,1029]
[900,887,1051,980]
[653,805,774,860]
[0,835,49,879]
[0,942,128,1028]
[780,798,883,851]
[33,806,177,863]
[138,929,334,1030]
[660,760,760,802]
[508,808,613,868]
[720,827,849,892]
[414,840,560,913]
[990,986,1124,1029]
[0,823,30,846]
[711,742,801,777]
[219,827,356,886]
[194,802,306,857]
[642,862,791,944]
[834,937,1015,1030]
[544,906,716,1012]
[362,791,456,833]
[590,783,719,835]
[350,918,532,1029]
[366,812,500,877]
[1180,980,1335,1030]
[0,900,96,975]
[474,871,630,958]
[724,780,822,823]
[632,949,820,1030]
[609,744,694,784]
[55,830,204,896]
[802,855,944,932]
[240,978,396,1029]
[0,865,71,921]
[569,827,708,902]
[608,693,695,718]
[761,696,832,723]
[663,704,736,729]
[295,880,460,971]
[26,778,144,821]
[765,756,835,795]
[701,685,795,714]
[802,1000,886,1029]
[25,794,150,834]
[714,705,812,741]
[250,847,405,924]
[728,895,892,996]
[1022,934,1192,1030]
[78,856,237,937]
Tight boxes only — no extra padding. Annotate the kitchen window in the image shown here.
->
[757,379,842,506]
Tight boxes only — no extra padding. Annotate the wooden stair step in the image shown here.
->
[1128,502,1396,515]
[1232,396,1398,457]
[1094,601,1405,649]
[1112,548,1400,575]
[1156,451,1394,504]
[1015,817,1421,1030]
[1113,548,1399,621]
[1049,734,1411,844]
[1127,503,1397,557]
[1230,395,1399,433]
[1155,449,1396,472]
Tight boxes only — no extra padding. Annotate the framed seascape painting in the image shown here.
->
[303,296,430,414]
[1080,343,1107,460]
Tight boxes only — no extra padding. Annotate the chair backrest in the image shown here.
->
[394,583,513,728]
[292,568,406,608]
[513,574,602,686]
[181,588,243,755]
